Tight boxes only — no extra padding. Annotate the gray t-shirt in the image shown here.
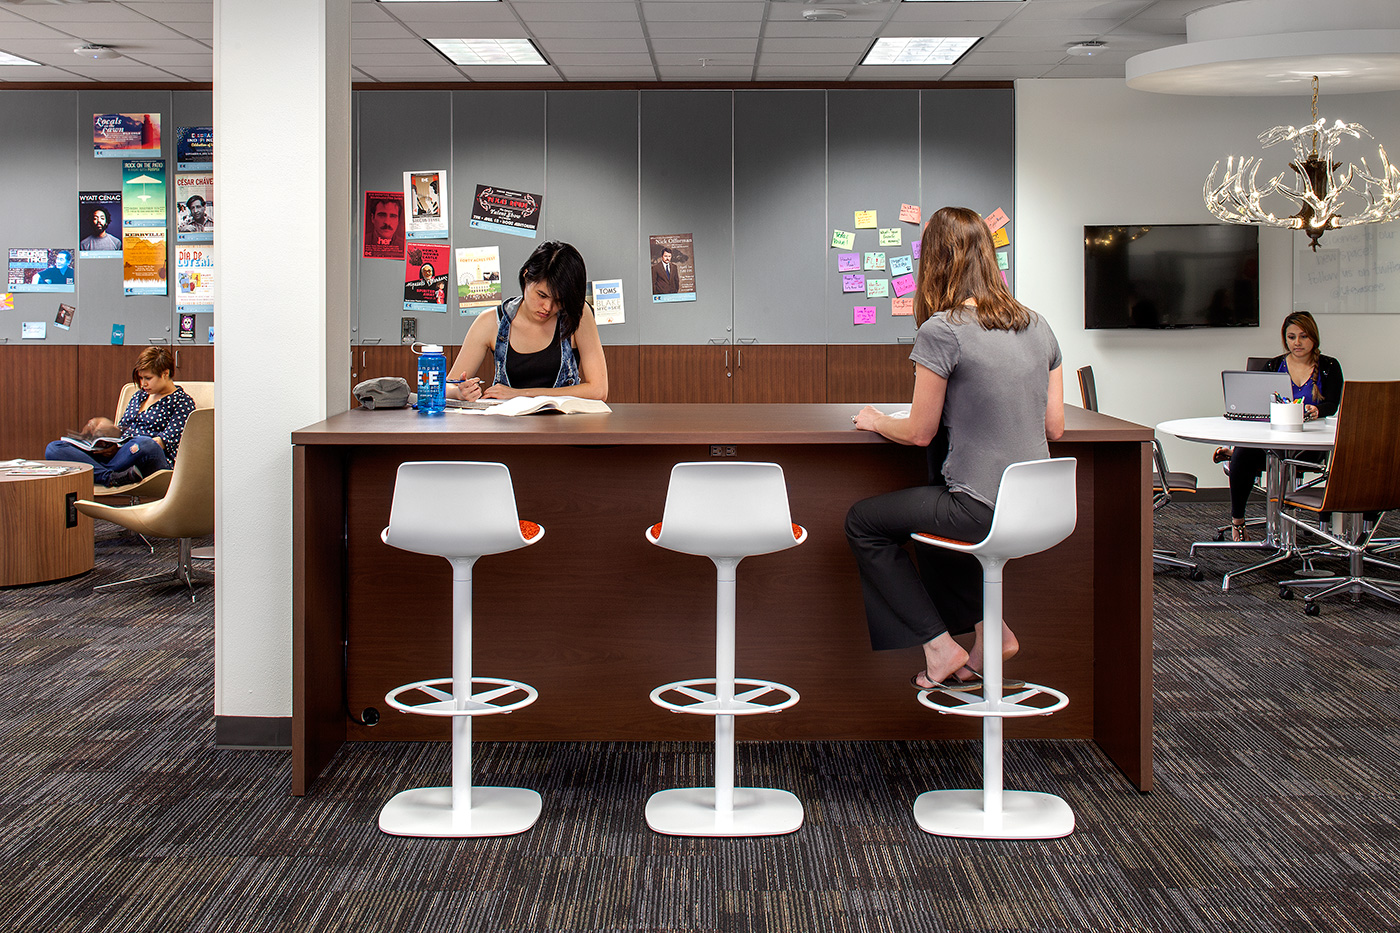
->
[909,308,1062,507]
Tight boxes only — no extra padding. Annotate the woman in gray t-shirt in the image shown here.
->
[845,207,1065,692]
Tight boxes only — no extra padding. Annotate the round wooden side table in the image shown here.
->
[0,462,94,586]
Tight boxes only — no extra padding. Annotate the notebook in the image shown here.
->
[1221,370,1293,421]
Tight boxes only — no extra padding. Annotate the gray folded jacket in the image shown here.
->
[353,376,410,410]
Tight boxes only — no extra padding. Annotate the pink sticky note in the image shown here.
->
[837,252,860,272]
[853,306,877,324]
[842,273,866,293]
[891,273,916,298]
[912,241,921,259]
[984,208,1010,232]
[892,295,914,316]
[899,203,920,224]
[1000,270,1009,285]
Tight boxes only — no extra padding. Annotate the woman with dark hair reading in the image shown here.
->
[845,207,1065,691]
[446,241,608,402]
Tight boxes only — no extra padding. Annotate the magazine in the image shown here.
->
[60,433,122,453]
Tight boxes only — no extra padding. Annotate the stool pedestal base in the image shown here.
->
[913,789,1073,840]
[645,787,803,837]
[379,786,542,838]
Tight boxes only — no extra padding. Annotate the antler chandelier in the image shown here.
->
[1204,76,1400,250]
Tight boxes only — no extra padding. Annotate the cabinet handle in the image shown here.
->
[362,351,366,367]
[724,349,729,369]
[174,349,180,369]
[738,349,742,368]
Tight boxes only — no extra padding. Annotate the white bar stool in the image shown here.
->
[378,461,544,838]
[645,461,806,837]
[909,457,1078,840]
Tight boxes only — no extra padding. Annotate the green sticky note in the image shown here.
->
[997,251,1009,270]
[866,278,889,298]
[832,229,855,249]
[878,228,901,247]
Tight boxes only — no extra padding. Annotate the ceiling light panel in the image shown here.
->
[0,51,41,66]
[428,37,547,65]
[862,36,978,65]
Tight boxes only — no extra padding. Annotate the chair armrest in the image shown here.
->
[93,469,173,502]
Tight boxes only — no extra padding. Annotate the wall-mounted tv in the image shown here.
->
[1084,224,1259,329]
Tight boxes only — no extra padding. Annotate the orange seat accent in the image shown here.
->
[520,520,542,541]
[914,531,973,547]
[649,520,804,541]
[650,521,663,539]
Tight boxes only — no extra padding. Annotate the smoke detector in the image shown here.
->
[1066,41,1107,57]
[75,45,121,59]
[803,8,847,21]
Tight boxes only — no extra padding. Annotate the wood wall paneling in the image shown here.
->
[602,344,640,404]
[1,346,78,459]
[174,345,214,382]
[638,345,732,403]
[826,344,916,404]
[77,345,141,425]
[731,345,826,403]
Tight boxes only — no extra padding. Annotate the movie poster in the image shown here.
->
[175,245,214,315]
[648,234,697,303]
[176,125,213,171]
[469,184,542,239]
[121,159,167,228]
[456,245,502,313]
[404,244,450,313]
[94,113,160,158]
[78,191,123,258]
[7,248,75,293]
[587,279,625,325]
[404,170,448,241]
[174,173,214,242]
[363,191,406,260]
[55,303,75,330]
[123,229,167,296]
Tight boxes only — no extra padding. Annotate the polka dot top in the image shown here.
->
[119,386,197,463]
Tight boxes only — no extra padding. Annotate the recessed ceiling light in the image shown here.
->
[428,38,547,66]
[804,9,847,22]
[862,37,978,67]
[1066,41,1107,57]
[0,51,40,66]
[75,45,121,60]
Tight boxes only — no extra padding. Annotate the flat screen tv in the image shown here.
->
[1084,224,1259,329]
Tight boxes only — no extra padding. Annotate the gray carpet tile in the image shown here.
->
[1,505,1398,933]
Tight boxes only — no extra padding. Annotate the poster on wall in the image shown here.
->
[648,234,696,303]
[94,113,161,158]
[587,278,625,326]
[363,191,406,260]
[7,248,75,292]
[468,184,542,239]
[404,244,450,313]
[404,170,448,241]
[176,126,213,171]
[123,229,167,296]
[455,245,502,313]
[121,159,167,228]
[55,302,75,331]
[175,245,214,315]
[174,173,214,242]
[78,191,123,258]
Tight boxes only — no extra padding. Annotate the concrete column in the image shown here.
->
[212,0,351,743]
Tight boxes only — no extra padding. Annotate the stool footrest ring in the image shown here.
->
[385,676,538,717]
[916,682,1068,718]
[650,678,799,715]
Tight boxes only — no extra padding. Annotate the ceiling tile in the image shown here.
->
[644,2,765,22]
[650,38,759,54]
[647,22,760,38]
[944,63,1057,79]
[527,21,645,39]
[417,24,529,39]
[536,37,651,53]
[657,65,754,78]
[0,22,73,40]
[123,3,212,24]
[513,2,640,22]
[548,52,653,66]
[760,38,877,54]
[0,65,91,81]
[352,38,432,54]
[557,65,657,79]
[352,22,421,39]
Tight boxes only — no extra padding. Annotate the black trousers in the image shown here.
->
[844,484,995,651]
[1229,446,1327,519]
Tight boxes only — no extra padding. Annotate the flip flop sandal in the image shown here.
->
[911,671,983,692]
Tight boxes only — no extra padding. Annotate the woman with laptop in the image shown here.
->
[1215,310,1344,541]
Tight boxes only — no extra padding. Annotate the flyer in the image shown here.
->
[588,278,625,326]
[122,229,168,296]
[8,248,76,293]
[111,324,125,345]
[179,313,196,340]
[0,294,11,311]
[22,321,46,340]
[176,125,213,171]
[455,245,502,313]
[469,184,542,239]
[649,233,697,303]
[122,159,167,229]
[404,170,448,241]
[175,245,214,315]
[363,191,406,260]
[404,244,450,313]
[174,174,214,242]
[55,303,75,330]
[78,191,123,258]
[94,113,161,158]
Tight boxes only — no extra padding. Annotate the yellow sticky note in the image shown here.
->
[991,227,1009,248]
[854,210,877,229]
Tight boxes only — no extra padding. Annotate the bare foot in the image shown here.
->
[964,620,1018,676]
[912,633,971,689]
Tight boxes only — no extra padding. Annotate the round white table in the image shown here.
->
[1157,416,1335,590]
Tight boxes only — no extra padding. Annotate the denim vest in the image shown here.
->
[492,296,582,389]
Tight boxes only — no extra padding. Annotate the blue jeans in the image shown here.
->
[44,435,169,485]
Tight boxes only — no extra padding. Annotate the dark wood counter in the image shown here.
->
[293,404,1153,794]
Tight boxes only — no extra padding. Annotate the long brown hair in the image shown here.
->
[914,206,1032,332]
[1280,310,1322,402]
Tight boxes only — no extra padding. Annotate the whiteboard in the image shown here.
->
[1292,222,1400,315]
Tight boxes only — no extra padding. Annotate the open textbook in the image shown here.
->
[446,395,611,417]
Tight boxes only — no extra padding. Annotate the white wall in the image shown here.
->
[1015,79,1400,483]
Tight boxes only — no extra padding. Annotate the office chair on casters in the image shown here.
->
[1276,381,1400,616]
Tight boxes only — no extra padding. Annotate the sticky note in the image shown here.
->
[837,252,860,272]
[997,251,1009,270]
[879,228,901,247]
[854,210,877,229]
[1000,270,1009,286]
[891,273,916,298]
[892,295,914,316]
[0,293,11,310]
[854,306,877,324]
[984,208,1010,232]
[890,255,913,277]
[832,229,855,249]
[991,227,1009,248]
[863,252,886,272]
[111,324,125,345]
[912,241,921,259]
[866,278,889,298]
[899,203,921,224]
[842,273,866,293]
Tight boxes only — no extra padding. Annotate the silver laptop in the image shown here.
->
[1222,370,1292,421]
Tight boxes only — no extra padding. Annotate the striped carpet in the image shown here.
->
[1,504,1398,933]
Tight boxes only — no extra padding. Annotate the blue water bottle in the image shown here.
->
[414,342,446,415]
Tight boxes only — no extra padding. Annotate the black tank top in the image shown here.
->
[505,320,562,389]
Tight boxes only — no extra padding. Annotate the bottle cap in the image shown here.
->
[411,341,444,355]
